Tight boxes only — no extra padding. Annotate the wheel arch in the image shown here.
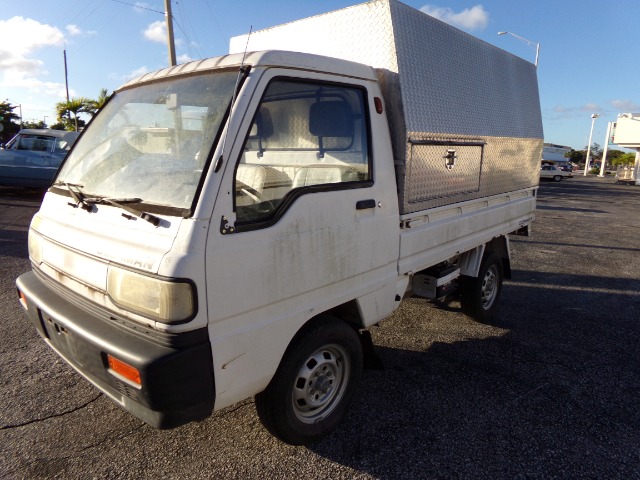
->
[280,300,380,376]
[460,236,512,280]
[487,236,512,280]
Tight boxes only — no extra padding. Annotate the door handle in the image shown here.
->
[356,199,376,210]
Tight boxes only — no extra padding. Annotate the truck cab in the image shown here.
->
[17,51,400,439]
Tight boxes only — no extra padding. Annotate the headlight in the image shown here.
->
[107,267,195,323]
[28,230,43,265]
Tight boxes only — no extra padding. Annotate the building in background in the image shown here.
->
[612,113,640,185]
[542,143,572,166]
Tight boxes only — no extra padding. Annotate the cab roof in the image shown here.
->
[119,50,377,90]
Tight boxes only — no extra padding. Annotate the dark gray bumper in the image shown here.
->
[16,270,214,429]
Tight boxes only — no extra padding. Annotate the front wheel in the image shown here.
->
[255,316,363,445]
[460,252,504,323]
[553,175,562,182]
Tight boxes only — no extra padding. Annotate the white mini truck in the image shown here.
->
[17,0,543,445]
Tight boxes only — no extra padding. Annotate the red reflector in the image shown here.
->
[374,96,384,114]
[107,354,141,385]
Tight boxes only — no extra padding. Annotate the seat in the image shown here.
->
[236,164,267,194]
[292,165,344,188]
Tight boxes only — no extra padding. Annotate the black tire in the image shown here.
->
[460,252,504,323]
[553,175,562,182]
[255,316,363,445]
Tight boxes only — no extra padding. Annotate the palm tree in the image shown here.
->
[55,97,92,131]
[86,88,110,117]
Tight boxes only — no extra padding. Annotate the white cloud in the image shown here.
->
[548,105,577,120]
[177,54,192,64]
[107,66,153,85]
[0,17,68,101]
[0,53,43,76]
[581,103,601,113]
[66,24,82,36]
[0,17,64,57]
[420,4,489,31]
[550,104,601,117]
[130,66,150,77]
[609,99,640,112]
[7,73,69,98]
[66,24,97,37]
[144,21,166,43]
[124,66,151,82]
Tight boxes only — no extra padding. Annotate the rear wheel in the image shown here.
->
[553,175,562,182]
[255,316,363,445]
[460,252,504,323]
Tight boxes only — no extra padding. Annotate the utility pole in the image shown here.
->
[165,0,177,66]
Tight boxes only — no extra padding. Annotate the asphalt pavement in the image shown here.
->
[1,175,639,479]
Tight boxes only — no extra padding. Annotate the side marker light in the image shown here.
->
[107,354,142,386]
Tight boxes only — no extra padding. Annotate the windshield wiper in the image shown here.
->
[88,197,142,204]
[97,197,161,227]
[55,182,93,212]
[53,182,160,226]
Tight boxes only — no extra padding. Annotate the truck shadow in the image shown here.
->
[309,273,640,478]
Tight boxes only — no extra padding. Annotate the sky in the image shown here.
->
[1,0,639,151]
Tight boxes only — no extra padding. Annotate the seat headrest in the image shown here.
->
[309,101,353,137]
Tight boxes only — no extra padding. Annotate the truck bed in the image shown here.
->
[398,187,536,275]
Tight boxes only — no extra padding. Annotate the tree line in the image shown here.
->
[1,89,110,143]
[565,144,636,168]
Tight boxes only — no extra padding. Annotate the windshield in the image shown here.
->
[56,71,238,212]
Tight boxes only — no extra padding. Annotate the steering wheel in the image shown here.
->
[235,180,277,218]
[235,180,266,203]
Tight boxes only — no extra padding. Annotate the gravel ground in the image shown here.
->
[1,176,639,479]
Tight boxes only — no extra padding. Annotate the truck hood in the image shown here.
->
[33,190,181,278]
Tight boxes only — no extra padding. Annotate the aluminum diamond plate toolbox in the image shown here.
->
[231,0,543,214]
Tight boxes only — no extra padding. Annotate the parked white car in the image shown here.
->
[540,165,571,182]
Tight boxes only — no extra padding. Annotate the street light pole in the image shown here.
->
[497,31,540,67]
[583,113,599,176]
[598,122,612,178]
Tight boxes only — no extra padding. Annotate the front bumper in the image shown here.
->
[16,270,214,429]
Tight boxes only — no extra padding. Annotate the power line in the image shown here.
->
[174,1,204,60]
[107,0,166,16]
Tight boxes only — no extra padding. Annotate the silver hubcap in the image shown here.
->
[480,265,499,310]
[292,344,350,424]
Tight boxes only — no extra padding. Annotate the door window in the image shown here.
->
[14,135,54,153]
[234,79,370,225]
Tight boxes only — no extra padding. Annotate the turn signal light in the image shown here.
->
[107,354,141,386]
[17,290,28,310]
[374,96,384,114]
